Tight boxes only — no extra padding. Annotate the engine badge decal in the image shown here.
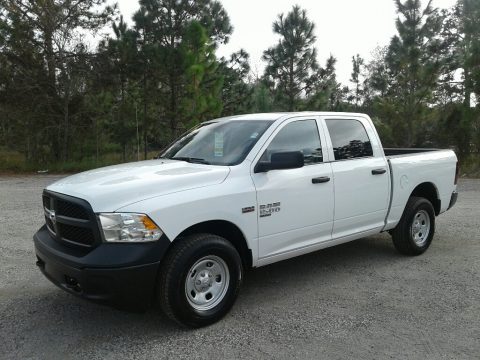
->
[242,206,255,213]
[259,202,281,217]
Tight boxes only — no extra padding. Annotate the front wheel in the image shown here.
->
[392,196,436,256]
[157,233,243,327]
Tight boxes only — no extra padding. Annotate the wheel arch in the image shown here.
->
[410,182,441,215]
[173,220,253,269]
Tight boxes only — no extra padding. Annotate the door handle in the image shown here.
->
[372,168,387,175]
[312,176,330,184]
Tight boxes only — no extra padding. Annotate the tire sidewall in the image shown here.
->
[167,236,243,327]
[404,199,435,253]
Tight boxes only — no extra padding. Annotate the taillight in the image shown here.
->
[454,162,459,185]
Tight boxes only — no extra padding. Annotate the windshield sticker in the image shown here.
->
[214,132,224,157]
[250,132,259,139]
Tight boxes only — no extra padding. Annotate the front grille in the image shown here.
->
[57,199,89,219]
[43,195,51,209]
[57,223,95,246]
[45,217,55,233]
[42,191,100,248]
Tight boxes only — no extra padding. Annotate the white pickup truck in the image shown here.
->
[34,112,458,327]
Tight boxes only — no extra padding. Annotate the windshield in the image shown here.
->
[161,120,273,166]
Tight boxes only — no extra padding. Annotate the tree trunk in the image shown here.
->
[170,73,177,138]
[464,68,472,109]
[143,73,148,159]
[121,79,126,162]
[62,78,70,162]
[44,29,56,97]
[95,117,99,164]
[288,59,295,111]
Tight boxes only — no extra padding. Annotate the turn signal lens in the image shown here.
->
[141,215,159,230]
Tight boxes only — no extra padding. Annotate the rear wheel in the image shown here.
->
[392,196,435,256]
[158,233,243,327]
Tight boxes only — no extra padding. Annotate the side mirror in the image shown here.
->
[254,151,304,173]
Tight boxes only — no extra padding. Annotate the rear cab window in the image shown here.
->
[325,119,373,160]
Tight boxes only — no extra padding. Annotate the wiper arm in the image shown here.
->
[171,156,210,164]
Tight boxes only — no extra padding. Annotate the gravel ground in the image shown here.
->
[0,175,479,360]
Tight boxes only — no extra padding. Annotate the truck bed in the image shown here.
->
[384,148,439,157]
[383,149,457,231]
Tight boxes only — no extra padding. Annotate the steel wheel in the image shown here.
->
[185,255,230,312]
[392,197,436,256]
[158,233,243,327]
[411,210,431,246]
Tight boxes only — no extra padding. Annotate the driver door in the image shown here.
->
[251,117,334,260]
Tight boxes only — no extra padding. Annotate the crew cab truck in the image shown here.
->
[34,112,459,327]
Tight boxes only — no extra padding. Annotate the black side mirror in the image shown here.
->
[254,151,304,173]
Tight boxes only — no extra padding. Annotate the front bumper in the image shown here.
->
[34,225,170,311]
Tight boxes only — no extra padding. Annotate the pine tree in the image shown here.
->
[349,54,365,108]
[101,16,140,161]
[0,0,115,163]
[307,55,346,111]
[262,5,318,111]
[251,81,273,113]
[437,0,480,157]
[180,21,223,126]
[133,0,232,137]
[362,46,395,145]
[219,50,253,116]
[385,0,444,146]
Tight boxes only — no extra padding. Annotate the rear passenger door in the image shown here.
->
[322,117,390,238]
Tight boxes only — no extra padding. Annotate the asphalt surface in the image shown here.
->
[0,175,479,360]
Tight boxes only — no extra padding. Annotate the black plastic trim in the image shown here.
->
[312,176,330,184]
[43,190,103,249]
[33,226,172,310]
[448,191,458,210]
[34,225,171,268]
[372,168,387,175]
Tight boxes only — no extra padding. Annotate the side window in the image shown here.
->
[326,119,373,160]
[261,120,323,165]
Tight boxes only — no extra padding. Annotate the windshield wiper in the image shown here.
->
[171,156,211,164]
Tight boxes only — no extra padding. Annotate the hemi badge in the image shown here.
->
[242,206,255,214]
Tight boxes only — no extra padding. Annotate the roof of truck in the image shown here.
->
[215,112,368,122]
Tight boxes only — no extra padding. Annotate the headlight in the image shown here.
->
[98,213,163,242]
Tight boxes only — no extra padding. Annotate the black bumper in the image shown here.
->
[34,225,170,311]
[448,190,458,210]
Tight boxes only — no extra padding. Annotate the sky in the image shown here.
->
[115,0,457,86]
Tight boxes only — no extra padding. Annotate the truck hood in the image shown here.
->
[47,159,230,212]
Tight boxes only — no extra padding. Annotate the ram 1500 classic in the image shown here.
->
[34,112,459,327]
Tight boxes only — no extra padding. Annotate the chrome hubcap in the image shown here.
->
[411,210,431,246]
[185,256,230,311]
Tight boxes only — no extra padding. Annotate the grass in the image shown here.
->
[459,154,480,178]
[0,149,160,174]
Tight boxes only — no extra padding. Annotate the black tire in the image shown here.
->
[157,233,243,328]
[392,196,436,256]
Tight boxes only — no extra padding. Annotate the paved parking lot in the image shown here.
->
[0,175,479,359]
